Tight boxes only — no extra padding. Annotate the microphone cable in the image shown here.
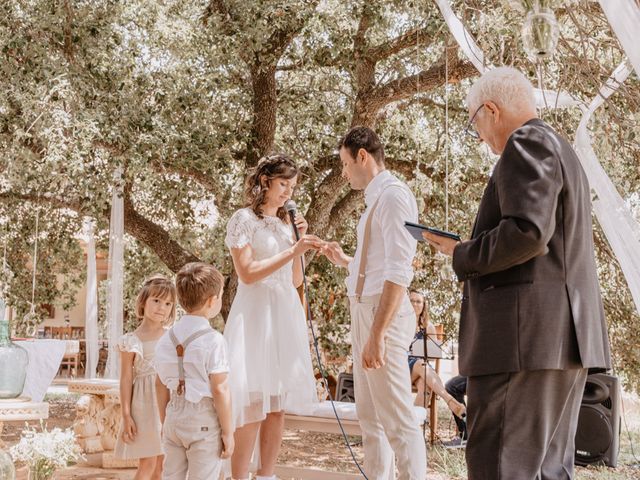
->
[285,200,369,479]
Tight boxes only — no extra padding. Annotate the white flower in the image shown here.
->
[9,423,84,473]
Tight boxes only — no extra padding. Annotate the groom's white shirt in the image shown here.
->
[345,170,418,297]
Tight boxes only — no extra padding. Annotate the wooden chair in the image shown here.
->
[51,326,79,377]
[409,324,446,444]
[427,324,444,444]
[59,350,79,377]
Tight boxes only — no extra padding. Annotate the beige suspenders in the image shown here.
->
[354,184,405,301]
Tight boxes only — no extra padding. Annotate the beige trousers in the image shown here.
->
[350,294,427,480]
[162,395,222,480]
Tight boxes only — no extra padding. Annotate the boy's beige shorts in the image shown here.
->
[162,395,222,480]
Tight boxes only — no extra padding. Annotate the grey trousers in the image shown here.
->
[466,368,588,480]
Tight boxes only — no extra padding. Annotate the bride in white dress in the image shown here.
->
[224,154,322,480]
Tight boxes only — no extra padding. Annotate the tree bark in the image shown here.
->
[246,64,278,167]
[123,196,201,273]
[0,190,200,274]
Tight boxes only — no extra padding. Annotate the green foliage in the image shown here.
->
[0,0,639,390]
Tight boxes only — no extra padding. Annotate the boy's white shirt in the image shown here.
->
[154,314,229,404]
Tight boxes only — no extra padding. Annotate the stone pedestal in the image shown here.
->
[0,397,49,447]
[68,379,137,469]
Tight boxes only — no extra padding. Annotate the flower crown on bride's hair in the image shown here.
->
[250,155,291,195]
[244,153,299,220]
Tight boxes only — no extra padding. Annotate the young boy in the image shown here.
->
[155,262,233,480]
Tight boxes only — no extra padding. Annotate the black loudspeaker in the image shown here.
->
[336,372,355,403]
[575,373,621,467]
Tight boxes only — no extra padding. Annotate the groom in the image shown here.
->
[322,126,426,479]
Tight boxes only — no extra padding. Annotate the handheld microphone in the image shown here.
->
[284,199,300,241]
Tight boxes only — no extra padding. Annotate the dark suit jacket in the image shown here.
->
[453,118,611,377]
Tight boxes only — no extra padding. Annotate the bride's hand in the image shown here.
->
[294,213,309,236]
[292,234,322,256]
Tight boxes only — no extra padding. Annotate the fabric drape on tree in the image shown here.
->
[599,0,640,77]
[105,171,124,379]
[437,0,640,316]
[434,0,578,109]
[84,219,99,379]
[574,62,640,315]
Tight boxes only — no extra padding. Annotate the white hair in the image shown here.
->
[466,66,536,113]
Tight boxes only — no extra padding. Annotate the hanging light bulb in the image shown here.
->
[521,2,559,62]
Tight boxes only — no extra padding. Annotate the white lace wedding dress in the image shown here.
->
[224,207,318,428]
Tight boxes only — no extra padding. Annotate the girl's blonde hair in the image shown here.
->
[135,274,177,324]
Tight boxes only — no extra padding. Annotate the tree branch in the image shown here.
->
[0,191,83,213]
[304,168,348,239]
[245,64,278,167]
[365,58,477,115]
[123,192,200,272]
[202,0,236,31]
[353,4,377,94]
[63,0,74,63]
[245,4,319,167]
[0,189,200,273]
[384,157,428,179]
[149,158,220,196]
[368,25,435,62]
[327,189,362,237]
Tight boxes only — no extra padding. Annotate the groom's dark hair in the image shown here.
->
[338,126,385,166]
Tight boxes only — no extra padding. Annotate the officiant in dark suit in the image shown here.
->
[423,67,611,480]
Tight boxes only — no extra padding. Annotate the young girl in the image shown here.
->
[224,154,322,480]
[115,275,176,479]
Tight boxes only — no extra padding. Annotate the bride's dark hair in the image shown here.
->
[244,153,299,221]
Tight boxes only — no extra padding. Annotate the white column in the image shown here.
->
[84,219,99,378]
[105,170,124,379]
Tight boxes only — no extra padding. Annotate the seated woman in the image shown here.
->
[408,289,466,420]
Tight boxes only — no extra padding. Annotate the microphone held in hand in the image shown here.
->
[284,199,300,240]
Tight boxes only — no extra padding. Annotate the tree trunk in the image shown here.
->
[246,64,278,167]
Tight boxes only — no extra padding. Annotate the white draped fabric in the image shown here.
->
[574,63,640,313]
[437,0,640,316]
[105,172,125,379]
[433,0,579,109]
[16,339,66,402]
[576,1,640,315]
[599,0,640,77]
[83,219,99,379]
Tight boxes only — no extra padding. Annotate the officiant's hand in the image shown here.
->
[422,231,460,256]
[362,333,386,370]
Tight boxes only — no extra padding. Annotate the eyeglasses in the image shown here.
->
[465,104,484,140]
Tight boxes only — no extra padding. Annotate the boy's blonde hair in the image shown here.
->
[135,274,177,322]
[176,262,224,312]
